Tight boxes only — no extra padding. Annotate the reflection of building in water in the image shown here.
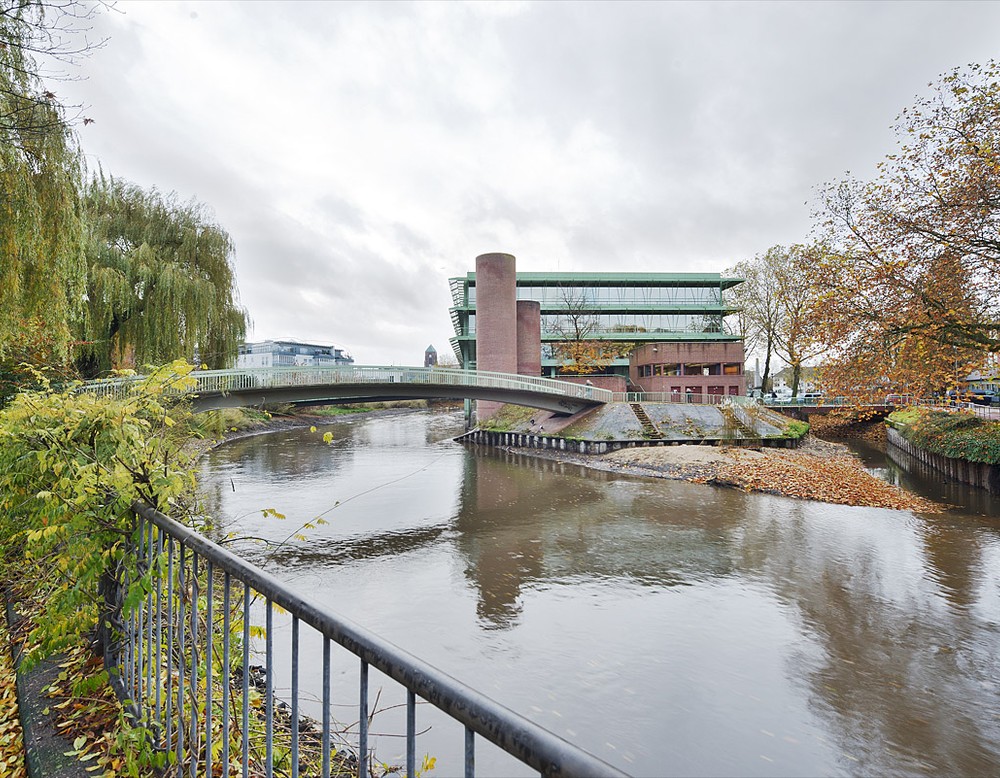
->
[456,448,734,629]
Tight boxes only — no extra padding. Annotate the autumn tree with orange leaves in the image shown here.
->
[810,60,1000,401]
[728,245,824,398]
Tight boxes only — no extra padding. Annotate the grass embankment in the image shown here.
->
[888,407,1000,464]
[477,404,935,509]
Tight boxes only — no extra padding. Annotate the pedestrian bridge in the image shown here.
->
[80,365,613,415]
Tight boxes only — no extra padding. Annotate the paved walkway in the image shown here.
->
[3,601,88,778]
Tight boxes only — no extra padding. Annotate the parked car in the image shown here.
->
[969,390,1000,407]
[802,391,824,403]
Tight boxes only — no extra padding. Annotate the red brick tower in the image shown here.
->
[516,300,541,377]
[475,252,517,420]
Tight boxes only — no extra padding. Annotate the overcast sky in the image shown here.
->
[54,0,1000,366]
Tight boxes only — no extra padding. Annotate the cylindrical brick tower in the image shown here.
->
[475,252,517,420]
[516,299,541,377]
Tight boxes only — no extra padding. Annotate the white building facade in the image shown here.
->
[237,339,354,368]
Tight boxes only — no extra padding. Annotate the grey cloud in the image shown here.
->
[48,0,1000,365]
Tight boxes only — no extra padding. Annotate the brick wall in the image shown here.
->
[475,252,517,419]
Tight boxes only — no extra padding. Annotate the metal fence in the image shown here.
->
[884,396,1000,420]
[105,502,627,778]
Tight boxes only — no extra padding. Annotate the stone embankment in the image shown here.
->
[887,427,1000,493]
[477,402,939,511]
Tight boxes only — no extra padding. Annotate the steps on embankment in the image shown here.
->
[629,403,661,438]
[887,427,1000,494]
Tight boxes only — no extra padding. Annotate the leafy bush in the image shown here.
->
[782,420,810,439]
[888,407,1000,464]
[0,361,197,662]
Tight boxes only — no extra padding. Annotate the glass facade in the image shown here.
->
[517,285,721,305]
[449,272,742,374]
[541,313,723,334]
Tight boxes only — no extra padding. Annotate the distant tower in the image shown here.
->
[424,344,438,367]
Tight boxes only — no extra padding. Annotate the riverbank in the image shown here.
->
[203,407,941,512]
[499,433,942,512]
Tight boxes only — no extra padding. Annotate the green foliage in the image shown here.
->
[188,406,271,438]
[308,404,377,416]
[889,407,1000,464]
[478,403,536,432]
[0,362,400,775]
[77,175,249,375]
[0,360,197,661]
[0,3,88,366]
[782,420,810,439]
[2,5,248,389]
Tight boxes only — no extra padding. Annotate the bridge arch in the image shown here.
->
[81,365,611,416]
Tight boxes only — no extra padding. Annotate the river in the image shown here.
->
[198,407,1000,777]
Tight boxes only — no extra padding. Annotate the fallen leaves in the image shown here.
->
[0,619,28,778]
[711,450,942,511]
[601,437,942,511]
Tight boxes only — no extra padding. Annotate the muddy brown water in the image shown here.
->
[198,408,1000,777]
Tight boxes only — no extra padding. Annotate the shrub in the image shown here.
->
[0,361,197,663]
[888,407,1000,464]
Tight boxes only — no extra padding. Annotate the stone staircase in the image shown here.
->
[630,403,661,438]
[719,402,761,444]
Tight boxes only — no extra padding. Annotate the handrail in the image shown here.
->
[611,391,758,406]
[78,365,615,404]
[124,501,628,777]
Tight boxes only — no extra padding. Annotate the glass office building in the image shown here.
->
[237,339,354,368]
[449,271,743,377]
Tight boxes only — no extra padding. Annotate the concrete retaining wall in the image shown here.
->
[887,427,1000,493]
[458,429,798,454]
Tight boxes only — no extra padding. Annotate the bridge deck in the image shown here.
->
[79,365,614,415]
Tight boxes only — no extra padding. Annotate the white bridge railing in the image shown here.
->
[78,365,616,404]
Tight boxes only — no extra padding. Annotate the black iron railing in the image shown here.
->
[101,502,628,778]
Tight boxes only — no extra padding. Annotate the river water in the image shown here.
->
[198,408,1000,777]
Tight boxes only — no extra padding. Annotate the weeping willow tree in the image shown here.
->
[77,176,249,376]
[0,1,88,372]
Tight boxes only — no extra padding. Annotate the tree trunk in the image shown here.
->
[760,333,774,392]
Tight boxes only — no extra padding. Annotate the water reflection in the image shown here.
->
[199,410,1000,777]
[736,498,1000,775]
[458,448,738,628]
[854,438,1000,516]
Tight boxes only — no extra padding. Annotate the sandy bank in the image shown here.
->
[509,435,942,512]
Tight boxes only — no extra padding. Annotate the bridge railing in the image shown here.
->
[78,366,615,404]
[612,392,758,406]
[108,502,627,778]
[758,395,1000,418]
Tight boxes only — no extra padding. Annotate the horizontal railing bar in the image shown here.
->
[133,501,627,778]
[76,365,616,404]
